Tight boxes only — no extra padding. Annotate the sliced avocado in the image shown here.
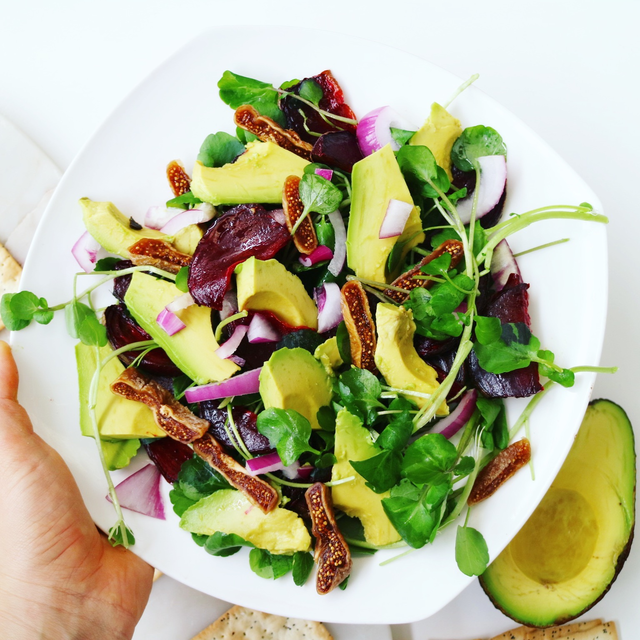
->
[410,103,462,180]
[190,141,309,206]
[331,409,401,546]
[374,303,447,415]
[346,144,424,283]
[481,399,636,628]
[235,257,318,330]
[259,347,332,430]
[124,271,239,384]
[76,343,164,439]
[79,198,201,258]
[180,488,311,555]
[314,336,343,376]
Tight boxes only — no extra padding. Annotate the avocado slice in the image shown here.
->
[480,399,636,628]
[331,409,401,547]
[409,103,462,180]
[76,343,165,439]
[124,271,239,384]
[259,347,332,430]
[374,303,448,415]
[346,144,424,283]
[190,141,309,206]
[314,336,343,376]
[180,489,311,555]
[235,257,318,330]
[79,198,202,258]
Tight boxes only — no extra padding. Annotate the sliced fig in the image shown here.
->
[104,304,181,377]
[187,204,291,309]
[143,438,194,484]
[280,70,357,144]
[312,130,363,172]
[200,404,273,456]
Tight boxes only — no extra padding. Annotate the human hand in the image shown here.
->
[0,342,153,639]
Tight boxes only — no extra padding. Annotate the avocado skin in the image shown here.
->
[480,398,636,628]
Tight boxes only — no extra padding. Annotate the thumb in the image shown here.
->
[0,341,19,401]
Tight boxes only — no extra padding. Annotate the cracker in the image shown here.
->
[0,243,22,331]
[525,619,604,638]
[490,620,617,640]
[191,605,333,640]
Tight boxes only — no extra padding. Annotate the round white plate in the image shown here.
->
[11,27,607,624]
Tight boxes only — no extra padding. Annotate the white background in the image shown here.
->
[1,1,638,638]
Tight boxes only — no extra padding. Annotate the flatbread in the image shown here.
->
[191,605,333,640]
[0,242,22,330]
[490,620,618,640]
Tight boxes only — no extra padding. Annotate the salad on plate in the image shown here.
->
[0,68,612,596]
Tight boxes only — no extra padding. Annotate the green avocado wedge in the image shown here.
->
[480,399,636,628]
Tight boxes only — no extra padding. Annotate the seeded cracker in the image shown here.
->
[0,243,22,331]
[190,605,333,640]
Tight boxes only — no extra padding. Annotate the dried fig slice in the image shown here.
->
[283,175,318,255]
[192,433,279,513]
[128,238,192,274]
[468,438,531,505]
[234,104,313,160]
[340,280,377,372]
[167,160,191,197]
[305,482,352,594]
[384,239,465,303]
[110,368,209,443]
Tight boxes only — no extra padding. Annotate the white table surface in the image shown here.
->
[1,2,639,638]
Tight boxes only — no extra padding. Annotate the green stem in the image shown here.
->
[512,238,570,258]
[214,311,248,342]
[442,73,480,110]
[278,89,358,125]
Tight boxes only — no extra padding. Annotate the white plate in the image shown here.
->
[11,27,607,625]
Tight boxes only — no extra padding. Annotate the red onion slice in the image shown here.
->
[314,282,343,333]
[247,313,281,344]
[456,155,507,225]
[71,231,103,273]
[356,106,413,156]
[215,324,248,359]
[160,204,215,235]
[269,208,286,226]
[299,245,333,267]
[327,210,346,277]
[145,205,184,230]
[431,390,478,439]
[246,451,284,476]
[156,308,186,336]
[379,199,414,239]
[185,367,262,403]
[166,292,195,313]
[491,239,522,292]
[107,463,166,519]
[219,290,238,321]
[229,355,246,367]
[315,168,334,181]
[296,465,314,481]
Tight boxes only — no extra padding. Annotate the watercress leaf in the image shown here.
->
[474,316,502,345]
[292,551,315,586]
[94,257,120,271]
[476,396,503,427]
[315,216,335,250]
[256,408,316,466]
[77,314,108,347]
[350,449,402,493]
[0,293,30,331]
[430,227,458,249]
[421,252,452,276]
[502,322,534,347]
[425,477,453,509]
[169,486,197,517]
[166,191,203,210]
[338,368,382,403]
[249,548,274,579]
[197,132,245,168]
[108,523,135,548]
[455,525,489,576]
[377,416,413,453]
[298,173,343,215]
[390,127,416,147]
[428,274,472,316]
[175,266,189,293]
[382,489,437,549]
[217,71,285,126]
[396,145,439,186]
[339,576,349,590]
[315,452,337,468]
[451,125,507,173]
[316,405,336,432]
[101,438,141,471]
[473,322,541,374]
[431,313,463,337]
[279,78,301,91]
[9,290,41,320]
[64,300,94,339]
[204,532,253,557]
[336,321,352,366]
[33,308,54,325]
[539,364,575,388]
[178,455,230,501]
[402,433,458,485]
[454,456,475,478]
[299,79,323,106]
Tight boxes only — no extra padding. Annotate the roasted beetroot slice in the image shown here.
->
[312,130,363,172]
[415,335,457,359]
[144,438,194,484]
[112,260,134,303]
[468,273,543,398]
[426,349,466,400]
[188,204,290,309]
[105,304,181,377]
[200,404,273,455]
[280,70,357,144]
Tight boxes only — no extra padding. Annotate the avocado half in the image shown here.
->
[480,399,636,628]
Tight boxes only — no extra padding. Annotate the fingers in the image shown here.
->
[0,342,19,401]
